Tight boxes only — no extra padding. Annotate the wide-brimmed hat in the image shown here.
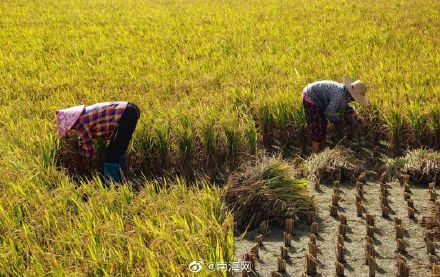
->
[56,105,85,139]
[343,76,368,106]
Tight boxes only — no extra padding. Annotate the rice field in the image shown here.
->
[0,0,439,275]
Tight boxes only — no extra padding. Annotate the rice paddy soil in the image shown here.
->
[234,147,435,276]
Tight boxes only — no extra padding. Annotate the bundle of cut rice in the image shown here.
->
[222,155,314,230]
[304,146,364,185]
[394,149,440,186]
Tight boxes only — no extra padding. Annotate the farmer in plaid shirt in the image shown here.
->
[56,102,140,183]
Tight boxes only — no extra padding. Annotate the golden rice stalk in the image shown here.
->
[250,243,259,258]
[396,255,409,277]
[426,240,436,255]
[256,234,263,247]
[380,186,388,197]
[336,243,345,263]
[426,230,434,242]
[373,145,380,158]
[381,204,389,218]
[397,239,406,253]
[356,193,363,204]
[369,256,376,277]
[310,234,317,245]
[339,224,348,238]
[311,222,319,235]
[380,195,389,207]
[339,214,348,225]
[365,242,375,265]
[280,246,288,260]
[337,234,344,246]
[314,182,321,191]
[433,264,440,276]
[380,172,388,184]
[356,202,363,217]
[395,225,404,240]
[283,232,292,248]
[330,205,338,217]
[335,261,344,277]
[243,252,256,272]
[408,207,415,219]
[366,225,375,239]
[429,254,438,265]
[430,189,437,202]
[284,218,294,235]
[305,253,317,275]
[307,210,316,225]
[308,242,317,258]
[277,257,286,273]
[365,236,374,246]
[356,181,364,191]
[333,180,341,191]
[366,214,375,226]
[358,173,366,184]
[259,220,269,235]
[332,193,341,206]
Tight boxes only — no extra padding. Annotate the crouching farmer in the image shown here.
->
[56,102,140,183]
[302,76,368,154]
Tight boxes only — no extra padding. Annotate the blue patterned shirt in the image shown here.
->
[305,81,354,123]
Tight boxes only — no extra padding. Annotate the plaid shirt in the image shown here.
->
[74,102,128,158]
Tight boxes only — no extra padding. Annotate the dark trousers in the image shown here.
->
[104,103,140,163]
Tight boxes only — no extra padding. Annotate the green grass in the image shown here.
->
[0,0,439,274]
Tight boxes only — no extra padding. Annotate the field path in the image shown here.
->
[234,174,434,276]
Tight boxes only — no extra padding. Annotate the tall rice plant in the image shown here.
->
[224,127,238,163]
[201,117,219,169]
[155,122,171,170]
[292,104,307,151]
[132,122,155,174]
[244,117,258,155]
[276,101,294,148]
[358,105,382,144]
[258,104,275,148]
[384,106,403,156]
[40,133,60,169]
[176,116,193,178]
[407,101,426,147]
[428,106,440,148]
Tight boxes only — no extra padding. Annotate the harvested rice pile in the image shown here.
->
[387,149,440,186]
[304,146,364,185]
[222,155,313,230]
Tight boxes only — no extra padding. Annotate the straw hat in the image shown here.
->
[343,76,368,106]
[56,105,85,139]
